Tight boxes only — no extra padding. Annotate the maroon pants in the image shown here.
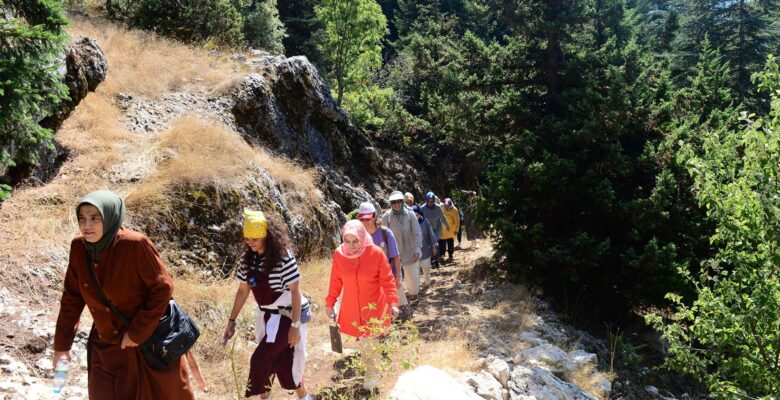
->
[246,313,300,397]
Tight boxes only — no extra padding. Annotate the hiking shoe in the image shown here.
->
[455,243,461,250]
[409,295,419,305]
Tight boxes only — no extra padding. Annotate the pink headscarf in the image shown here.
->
[337,220,374,259]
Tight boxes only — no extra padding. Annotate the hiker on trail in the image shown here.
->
[383,191,423,304]
[325,220,400,390]
[439,198,461,263]
[357,202,408,309]
[223,210,311,400]
[411,204,438,288]
[455,200,465,250]
[404,192,415,209]
[421,191,450,267]
[462,191,481,249]
[53,190,195,400]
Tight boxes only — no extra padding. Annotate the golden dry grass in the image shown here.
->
[568,363,614,400]
[419,327,479,373]
[67,18,241,98]
[124,116,319,214]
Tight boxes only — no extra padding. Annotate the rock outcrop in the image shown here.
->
[2,37,108,188]
[231,57,381,188]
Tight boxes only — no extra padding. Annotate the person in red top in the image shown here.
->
[53,190,194,400]
[325,220,400,389]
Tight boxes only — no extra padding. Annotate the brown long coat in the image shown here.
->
[54,228,194,400]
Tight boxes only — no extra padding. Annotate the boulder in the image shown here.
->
[3,37,107,187]
[514,344,574,373]
[509,366,598,400]
[486,357,512,388]
[568,350,598,370]
[389,365,484,400]
[460,370,506,400]
[230,57,380,182]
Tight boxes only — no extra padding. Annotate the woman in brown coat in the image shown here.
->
[53,190,194,399]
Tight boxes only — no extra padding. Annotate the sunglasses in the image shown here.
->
[390,200,403,204]
[359,217,372,221]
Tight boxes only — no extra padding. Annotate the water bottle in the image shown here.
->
[52,356,69,394]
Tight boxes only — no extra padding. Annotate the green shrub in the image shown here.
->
[0,0,69,192]
[131,0,244,47]
[647,56,780,399]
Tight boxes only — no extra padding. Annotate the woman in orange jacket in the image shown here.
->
[325,220,399,389]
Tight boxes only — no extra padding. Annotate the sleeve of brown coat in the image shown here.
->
[54,241,86,351]
[126,237,173,344]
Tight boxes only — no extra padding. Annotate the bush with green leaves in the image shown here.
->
[130,0,245,47]
[0,0,69,198]
[647,57,780,398]
[315,0,387,106]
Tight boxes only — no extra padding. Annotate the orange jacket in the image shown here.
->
[326,244,399,337]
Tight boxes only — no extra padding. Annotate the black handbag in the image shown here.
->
[85,256,200,370]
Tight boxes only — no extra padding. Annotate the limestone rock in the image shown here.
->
[460,370,506,400]
[389,365,484,400]
[568,350,598,370]
[509,366,598,400]
[514,344,574,373]
[486,357,511,388]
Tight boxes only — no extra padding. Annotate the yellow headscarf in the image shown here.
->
[243,209,268,239]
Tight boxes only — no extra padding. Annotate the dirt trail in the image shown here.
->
[268,240,503,399]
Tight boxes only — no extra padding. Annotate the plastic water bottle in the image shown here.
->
[52,356,69,394]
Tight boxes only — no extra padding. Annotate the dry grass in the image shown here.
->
[67,18,241,98]
[171,278,256,399]
[125,116,319,214]
[568,363,614,400]
[419,327,479,373]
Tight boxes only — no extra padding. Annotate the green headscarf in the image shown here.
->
[76,190,125,260]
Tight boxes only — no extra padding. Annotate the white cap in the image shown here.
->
[358,202,376,219]
[388,191,405,202]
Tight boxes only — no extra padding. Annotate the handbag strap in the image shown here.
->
[84,254,131,329]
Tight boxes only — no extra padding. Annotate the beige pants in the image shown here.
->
[419,258,432,286]
[358,337,381,389]
[402,261,421,296]
[397,281,408,306]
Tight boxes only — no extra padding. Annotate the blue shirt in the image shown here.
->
[371,227,400,275]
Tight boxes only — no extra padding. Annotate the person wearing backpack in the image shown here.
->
[357,202,409,309]
[411,204,438,289]
[382,191,423,304]
[421,191,450,267]
[223,210,312,400]
[53,190,195,400]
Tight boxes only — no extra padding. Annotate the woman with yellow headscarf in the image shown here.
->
[223,210,312,400]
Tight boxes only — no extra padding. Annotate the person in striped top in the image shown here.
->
[223,210,311,400]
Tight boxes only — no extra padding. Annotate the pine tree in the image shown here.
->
[0,0,69,199]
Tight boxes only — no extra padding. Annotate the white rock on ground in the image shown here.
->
[568,349,598,370]
[389,365,484,400]
[513,344,574,373]
[486,356,511,388]
[460,370,506,400]
[517,331,548,347]
[509,366,599,400]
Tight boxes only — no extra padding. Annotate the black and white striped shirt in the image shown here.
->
[235,249,301,292]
